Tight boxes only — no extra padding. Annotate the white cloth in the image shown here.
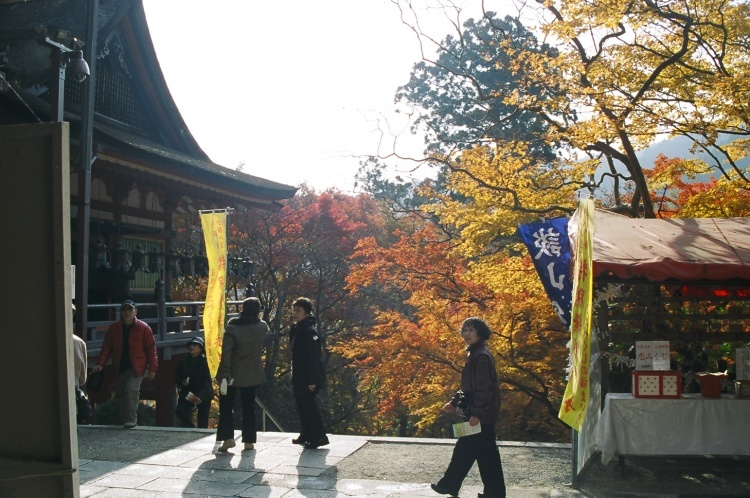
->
[594,393,750,464]
[72,334,87,388]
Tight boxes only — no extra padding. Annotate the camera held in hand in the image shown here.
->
[455,390,474,419]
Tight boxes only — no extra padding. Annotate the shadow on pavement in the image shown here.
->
[78,427,750,497]
[576,454,750,497]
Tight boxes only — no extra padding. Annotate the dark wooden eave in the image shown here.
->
[94,121,297,210]
[0,0,298,207]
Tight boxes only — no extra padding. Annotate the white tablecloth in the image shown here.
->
[594,393,750,464]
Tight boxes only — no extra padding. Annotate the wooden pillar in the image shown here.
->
[74,0,99,341]
[0,122,78,497]
[153,356,179,427]
[162,196,177,302]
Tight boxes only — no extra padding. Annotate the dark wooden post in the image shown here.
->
[155,277,167,340]
[153,356,178,427]
[74,0,98,340]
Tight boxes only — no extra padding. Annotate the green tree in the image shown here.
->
[396,11,559,162]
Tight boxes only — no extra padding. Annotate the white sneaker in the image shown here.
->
[217,438,236,452]
[243,443,254,450]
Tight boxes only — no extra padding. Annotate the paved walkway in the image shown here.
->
[78,426,750,497]
[78,427,578,497]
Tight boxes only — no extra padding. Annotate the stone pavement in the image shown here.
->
[77,426,750,497]
[78,427,577,497]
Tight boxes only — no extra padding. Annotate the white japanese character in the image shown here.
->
[532,228,562,259]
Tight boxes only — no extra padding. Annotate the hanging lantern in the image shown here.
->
[91,237,109,270]
[241,258,255,279]
[194,251,208,277]
[228,255,241,276]
[112,241,130,273]
[180,252,195,277]
[148,248,163,274]
[131,244,148,273]
[166,249,181,278]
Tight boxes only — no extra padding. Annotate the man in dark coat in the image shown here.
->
[175,337,214,428]
[289,297,328,449]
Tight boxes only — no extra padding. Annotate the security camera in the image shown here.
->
[68,50,90,83]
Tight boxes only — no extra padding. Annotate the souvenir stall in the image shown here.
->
[584,212,750,476]
[524,208,750,482]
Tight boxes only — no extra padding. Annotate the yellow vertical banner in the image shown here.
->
[558,198,594,430]
[200,212,227,377]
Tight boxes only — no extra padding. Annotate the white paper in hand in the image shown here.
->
[220,378,228,395]
[452,421,481,438]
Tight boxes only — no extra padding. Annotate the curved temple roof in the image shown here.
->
[0,0,297,208]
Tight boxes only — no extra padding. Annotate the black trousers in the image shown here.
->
[437,423,506,498]
[175,398,211,428]
[294,391,326,442]
[216,385,257,443]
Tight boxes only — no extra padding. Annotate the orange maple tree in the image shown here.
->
[640,154,750,218]
[342,211,570,441]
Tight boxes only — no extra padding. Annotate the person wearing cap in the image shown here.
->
[175,337,214,428]
[92,300,158,429]
[215,297,270,452]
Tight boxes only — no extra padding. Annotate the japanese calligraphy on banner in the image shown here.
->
[518,216,572,326]
[200,212,228,377]
[737,349,750,380]
[636,341,671,371]
[558,199,594,431]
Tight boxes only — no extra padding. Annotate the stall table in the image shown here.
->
[594,393,750,473]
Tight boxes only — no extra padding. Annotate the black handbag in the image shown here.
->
[75,387,92,423]
[87,369,104,392]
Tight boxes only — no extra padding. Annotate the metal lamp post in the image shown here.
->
[43,36,90,122]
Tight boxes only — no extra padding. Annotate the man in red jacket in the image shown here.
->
[93,300,158,428]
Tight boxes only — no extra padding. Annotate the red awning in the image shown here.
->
[590,210,750,281]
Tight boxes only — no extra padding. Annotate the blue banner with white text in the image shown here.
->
[518,217,572,327]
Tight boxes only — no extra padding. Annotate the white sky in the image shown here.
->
[142,0,459,193]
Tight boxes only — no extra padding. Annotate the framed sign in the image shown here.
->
[636,341,670,371]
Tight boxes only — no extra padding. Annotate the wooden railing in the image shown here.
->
[82,299,244,360]
[82,299,286,432]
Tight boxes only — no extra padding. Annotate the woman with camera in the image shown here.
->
[431,317,506,498]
